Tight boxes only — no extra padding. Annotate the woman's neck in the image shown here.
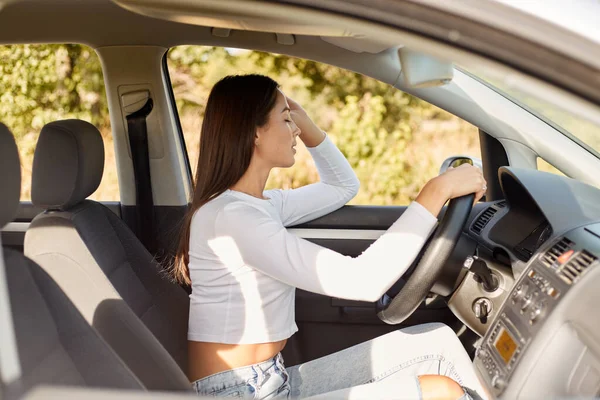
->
[230,159,271,199]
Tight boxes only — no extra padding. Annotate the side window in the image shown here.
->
[537,157,566,177]
[0,44,119,201]
[166,46,480,205]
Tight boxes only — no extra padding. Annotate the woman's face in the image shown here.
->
[254,90,301,169]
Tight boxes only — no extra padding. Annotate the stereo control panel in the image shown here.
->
[474,226,600,396]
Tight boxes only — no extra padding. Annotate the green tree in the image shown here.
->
[0,44,113,199]
[0,44,109,139]
[1,43,479,204]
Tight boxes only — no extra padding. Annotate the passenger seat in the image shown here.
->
[24,120,191,391]
[0,123,145,398]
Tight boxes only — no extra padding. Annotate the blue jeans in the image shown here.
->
[192,353,290,399]
[192,323,488,399]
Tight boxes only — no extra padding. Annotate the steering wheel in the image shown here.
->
[377,190,475,325]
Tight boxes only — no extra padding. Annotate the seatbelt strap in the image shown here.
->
[0,242,22,386]
[126,98,156,255]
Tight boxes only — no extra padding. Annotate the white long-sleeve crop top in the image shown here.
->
[187,136,438,344]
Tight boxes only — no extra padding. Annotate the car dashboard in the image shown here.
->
[467,167,600,398]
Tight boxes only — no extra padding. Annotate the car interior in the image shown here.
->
[1,0,600,399]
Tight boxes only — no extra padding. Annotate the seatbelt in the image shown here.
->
[126,98,156,255]
[0,241,22,386]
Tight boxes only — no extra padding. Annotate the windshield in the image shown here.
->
[461,67,600,157]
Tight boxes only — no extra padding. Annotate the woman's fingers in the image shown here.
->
[443,164,486,200]
[286,95,303,111]
[473,190,486,205]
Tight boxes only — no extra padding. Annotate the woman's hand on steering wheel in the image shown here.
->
[416,164,487,218]
[440,163,487,202]
[377,161,486,325]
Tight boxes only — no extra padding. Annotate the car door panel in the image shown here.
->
[282,204,459,365]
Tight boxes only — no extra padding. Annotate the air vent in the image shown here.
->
[558,250,597,284]
[496,200,507,208]
[540,237,574,268]
[471,207,497,234]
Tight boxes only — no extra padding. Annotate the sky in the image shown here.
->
[494,0,600,43]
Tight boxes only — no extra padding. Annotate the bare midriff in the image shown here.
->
[188,339,287,382]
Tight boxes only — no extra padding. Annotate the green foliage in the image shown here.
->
[0,44,109,139]
[2,43,480,204]
[1,44,112,200]
[331,94,414,204]
[165,46,468,205]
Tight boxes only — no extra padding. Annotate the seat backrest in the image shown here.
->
[24,120,190,391]
[0,123,144,399]
[3,249,147,398]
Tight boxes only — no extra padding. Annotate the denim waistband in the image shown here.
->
[192,353,289,398]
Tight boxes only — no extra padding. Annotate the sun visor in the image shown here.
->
[111,0,358,37]
[399,48,454,88]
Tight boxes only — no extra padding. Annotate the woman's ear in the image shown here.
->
[254,127,263,146]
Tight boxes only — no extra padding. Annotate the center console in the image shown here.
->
[474,224,600,397]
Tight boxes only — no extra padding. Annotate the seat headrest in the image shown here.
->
[31,120,105,210]
[0,123,21,229]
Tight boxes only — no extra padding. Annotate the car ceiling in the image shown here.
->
[0,0,395,53]
[0,0,409,109]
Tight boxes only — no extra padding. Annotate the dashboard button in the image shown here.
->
[547,286,560,299]
[529,300,546,324]
[520,292,534,312]
[492,375,508,390]
[476,348,489,359]
[512,283,530,304]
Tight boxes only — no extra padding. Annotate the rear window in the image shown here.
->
[0,44,119,201]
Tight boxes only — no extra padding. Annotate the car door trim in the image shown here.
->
[2,223,386,241]
[1,223,28,233]
[288,228,384,240]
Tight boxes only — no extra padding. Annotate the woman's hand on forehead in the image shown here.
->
[285,95,325,147]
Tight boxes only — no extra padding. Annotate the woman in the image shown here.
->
[173,74,488,399]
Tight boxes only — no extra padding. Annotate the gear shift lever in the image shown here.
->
[463,255,499,292]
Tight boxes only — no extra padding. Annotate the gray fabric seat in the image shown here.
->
[24,120,191,392]
[0,123,145,399]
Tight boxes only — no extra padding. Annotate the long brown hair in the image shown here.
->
[171,74,280,285]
